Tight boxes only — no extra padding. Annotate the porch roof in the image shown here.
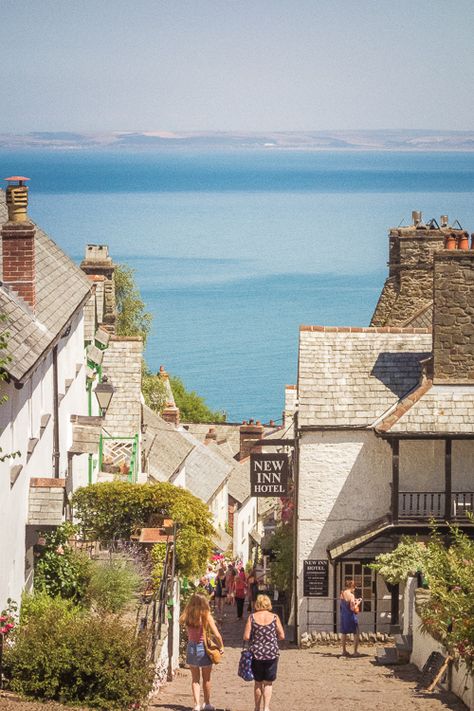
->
[378,384,474,435]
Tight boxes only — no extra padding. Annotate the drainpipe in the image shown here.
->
[52,345,60,477]
[87,379,93,484]
[293,408,300,645]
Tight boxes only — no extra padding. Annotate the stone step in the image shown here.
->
[394,634,413,662]
[375,646,401,666]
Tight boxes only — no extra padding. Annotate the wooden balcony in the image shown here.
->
[398,491,473,522]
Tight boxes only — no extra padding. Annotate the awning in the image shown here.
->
[328,517,394,561]
[212,528,232,552]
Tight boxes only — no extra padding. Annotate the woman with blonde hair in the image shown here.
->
[180,593,224,711]
[243,594,284,711]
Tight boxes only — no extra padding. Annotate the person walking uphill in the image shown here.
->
[243,594,285,711]
[180,593,224,711]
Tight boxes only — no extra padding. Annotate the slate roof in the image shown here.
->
[179,428,233,503]
[143,406,194,482]
[227,459,251,504]
[0,193,91,381]
[298,326,432,428]
[380,384,474,435]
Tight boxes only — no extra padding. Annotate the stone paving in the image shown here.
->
[149,606,468,711]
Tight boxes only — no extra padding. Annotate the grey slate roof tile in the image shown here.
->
[298,329,432,428]
[0,193,91,381]
[388,385,474,434]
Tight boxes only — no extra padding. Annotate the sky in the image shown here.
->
[1,0,473,133]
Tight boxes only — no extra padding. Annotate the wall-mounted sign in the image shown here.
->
[250,453,289,497]
[303,559,329,597]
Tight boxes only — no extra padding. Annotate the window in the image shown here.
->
[342,562,375,613]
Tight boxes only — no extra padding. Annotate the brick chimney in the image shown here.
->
[239,420,264,461]
[161,401,180,427]
[204,427,217,445]
[371,212,464,327]
[2,177,36,309]
[433,242,474,383]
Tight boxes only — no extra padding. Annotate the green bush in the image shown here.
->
[87,559,141,614]
[4,599,153,710]
[34,523,92,602]
[72,481,214,578]
[20,591,80,625]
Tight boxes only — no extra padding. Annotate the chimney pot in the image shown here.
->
[412,210,422,226]
[4,176,30,223]
[2,177,36,309]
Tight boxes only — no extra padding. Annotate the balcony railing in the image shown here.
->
[399,492,445,520]
[452,492,474,519]
[398,491,474,521]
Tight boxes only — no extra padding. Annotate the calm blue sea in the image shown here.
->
[1,149,474,421]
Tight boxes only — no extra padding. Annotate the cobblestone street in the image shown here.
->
[149,607,468,711]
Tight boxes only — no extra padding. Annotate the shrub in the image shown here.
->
[4,599,153,710]
[268,523,293,594]
[72,481,214,578]
[87,559,142,614]
[34,523,92,602]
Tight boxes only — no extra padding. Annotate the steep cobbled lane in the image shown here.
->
[149,607,467,711]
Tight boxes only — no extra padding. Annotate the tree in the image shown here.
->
[268,522,293,594]
[114,263,152,344]
[170,375,226,423]
[72,481,214,579]
[141,362,169,413]
[372,525,474,669]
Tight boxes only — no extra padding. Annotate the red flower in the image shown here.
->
[0,616,7,623]
[0,627,8,635]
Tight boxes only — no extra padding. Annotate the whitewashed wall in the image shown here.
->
[0,310,87,609]
[297,430,392,635]
[399,440,444,491]
[411,596,474,710]
[233,497,257,566]
[210,481,229,531]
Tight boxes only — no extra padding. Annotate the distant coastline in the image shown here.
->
[1,129,474,152]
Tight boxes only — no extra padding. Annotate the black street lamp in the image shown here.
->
[94,375,115,416]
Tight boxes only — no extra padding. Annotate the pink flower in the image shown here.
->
[0,616,7,623]
[5,623,14,630]
[0,627,8,635]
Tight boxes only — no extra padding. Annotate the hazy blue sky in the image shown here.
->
[1,0,473,132]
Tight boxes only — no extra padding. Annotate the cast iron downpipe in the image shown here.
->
[52,345,60,477]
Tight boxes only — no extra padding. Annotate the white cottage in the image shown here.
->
[0,180,91,608]
[295,222,474,639]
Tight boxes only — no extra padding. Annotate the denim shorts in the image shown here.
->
[186,641,212,667]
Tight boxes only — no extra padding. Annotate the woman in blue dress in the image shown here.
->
[339,578,362,657]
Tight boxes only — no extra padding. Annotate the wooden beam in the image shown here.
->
[445,438,452,521]
[391,439,400,523]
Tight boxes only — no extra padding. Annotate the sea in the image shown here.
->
[1,149,473,423]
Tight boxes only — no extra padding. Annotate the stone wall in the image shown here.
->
[102,336,143,437]
[433,250,474,383]
[28,478,65,526]
[371,228,450,327]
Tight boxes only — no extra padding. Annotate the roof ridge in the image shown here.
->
[375,378,433,433]
[300,325,431,334]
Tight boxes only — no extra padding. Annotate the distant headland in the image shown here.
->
[1,129,474,152]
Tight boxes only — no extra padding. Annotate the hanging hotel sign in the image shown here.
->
[303,560,329,597]
[250,453,289,497]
